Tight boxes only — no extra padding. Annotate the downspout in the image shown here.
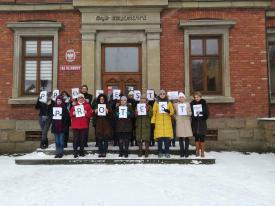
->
[265,10,272,118]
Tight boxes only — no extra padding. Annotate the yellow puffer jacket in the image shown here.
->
[151,100,175,139]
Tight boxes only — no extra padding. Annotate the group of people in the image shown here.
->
[35,85,209,159]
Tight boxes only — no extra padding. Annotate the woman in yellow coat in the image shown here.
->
[151,90,175,158]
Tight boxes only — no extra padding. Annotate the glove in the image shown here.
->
[164,109,170,114]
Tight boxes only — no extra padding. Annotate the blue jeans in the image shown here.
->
[54,133,64,155]
[157,137,170,155]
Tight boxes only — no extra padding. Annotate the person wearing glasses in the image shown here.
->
[151,90,175,158]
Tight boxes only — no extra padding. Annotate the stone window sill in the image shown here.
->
[187,96,235,104]
[8,97,37,105]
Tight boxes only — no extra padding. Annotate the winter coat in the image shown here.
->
[83,92,93,106]
[51,105,70,133]
[190,99,209,135]
[94,104,113,139]
[151,98,175,139]
[70,101,93,129]
[173,102,193,138]
[115,105,133,133]
[35,98,54,117]
[135,104,152,141]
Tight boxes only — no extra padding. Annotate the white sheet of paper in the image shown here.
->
[137,103,147,116]
[134,90,141,101]
[53,107,62,120]
[193,104,203,117]
[167,91,179,100]
[98,104,106,116]
[147,90,154,101]
[113,89,121,100]
[177,103,187,116]
[72,88,79,99]
[75,105,85,118]
[119,106,128,118]
[96,90,104,98]
[39,91,48,103]
[159,102,168,114]
[52,90,60,101]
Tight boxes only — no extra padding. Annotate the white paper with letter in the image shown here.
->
[137,103,146,116]
[159,102,167,114]
[113,89,121,100]
[193,104,203,117]
[39,91,48,103]
[53,107,62,120]
[147,90,154,101]
[134,90,141,101]
[75,105,85,118]
[177,103,187,116]
[98,104,106,116]
[167,91,179,100]
[72,88,79,99]
[52,90,60,101]
[119,106,128,118]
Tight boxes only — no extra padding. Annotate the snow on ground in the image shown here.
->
[0,152,275,206]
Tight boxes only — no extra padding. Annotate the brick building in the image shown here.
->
[1,0,275,153]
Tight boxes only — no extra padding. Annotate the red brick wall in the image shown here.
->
[0,10,81,120]
[160,9,269,118]
[0,0,72,3]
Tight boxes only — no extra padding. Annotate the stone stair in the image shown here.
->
[15,142,216,165]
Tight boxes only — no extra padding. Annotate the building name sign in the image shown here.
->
[96,15,147,22]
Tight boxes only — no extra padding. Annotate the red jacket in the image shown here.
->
[70,101,93,129]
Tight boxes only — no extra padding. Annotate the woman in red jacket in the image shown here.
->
[70,93,93,158]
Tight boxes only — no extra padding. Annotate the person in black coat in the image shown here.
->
[35,92,54,149]
[80,85,93,147]
[51,95,70,158]
[61,90,72,148]
[190,91,209,158]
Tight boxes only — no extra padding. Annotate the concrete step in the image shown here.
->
[37,143,197,155]
[15,153,215,165]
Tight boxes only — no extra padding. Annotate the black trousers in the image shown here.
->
[73,129,88,151]
[98,139,108,154]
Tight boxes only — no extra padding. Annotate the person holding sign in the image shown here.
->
[190,91,209,158]
[35,91,54,149]
[135,94,153,157]
[115,96,133,158]
[151,90,175,158]
[94,94,113,158]
[127,91,138,147]
[50,95,69,158]
[173,92,193,157]
[70,94,93,158]
[60,91,72,148]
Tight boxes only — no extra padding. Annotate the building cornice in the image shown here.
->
[0,3,74,11]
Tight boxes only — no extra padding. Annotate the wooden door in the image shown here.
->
[102,44,142,96]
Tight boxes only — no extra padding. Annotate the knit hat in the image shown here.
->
[77,93,84,99]
[128,91,134,95]
[120,96,127,101]
[159,89,166,94]
[178,92,186,99]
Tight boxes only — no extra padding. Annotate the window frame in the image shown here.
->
[189,35,223,95]
[22,37,54,96]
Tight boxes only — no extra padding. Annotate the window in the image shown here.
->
[22,38,53,95]
[180,19,236,103]
[190,36,222,94]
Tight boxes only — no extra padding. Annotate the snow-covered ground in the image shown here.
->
[0,152,275,206]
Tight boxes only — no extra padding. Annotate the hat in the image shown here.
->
[128,91,134,95]
[159,89,166,94]
[77,93,84,99]
[120,96,127,101]
[178,92,186,99]
[56,95,63,101]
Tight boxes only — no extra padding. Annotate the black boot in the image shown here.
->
[119,140,124,157]
[125,140,129,158]
[40,140,46,149]
[179,138,184,157]
[44,138,49,148]
[184,138,189,158]
[73,150,78,158]
[79,149,85,157]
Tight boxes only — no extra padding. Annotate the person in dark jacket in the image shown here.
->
[80,85,93,147]
[61,90,72,148]
[51,95,69,158]
[35,92,54,149]
[94,94,113,157]
[115,96,133,158]
[135,94,152,157]
[127,91,138,146]
[190,91,209,158]
[70,93,93,158]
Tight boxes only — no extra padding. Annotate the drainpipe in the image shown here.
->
[265,10,272,118]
